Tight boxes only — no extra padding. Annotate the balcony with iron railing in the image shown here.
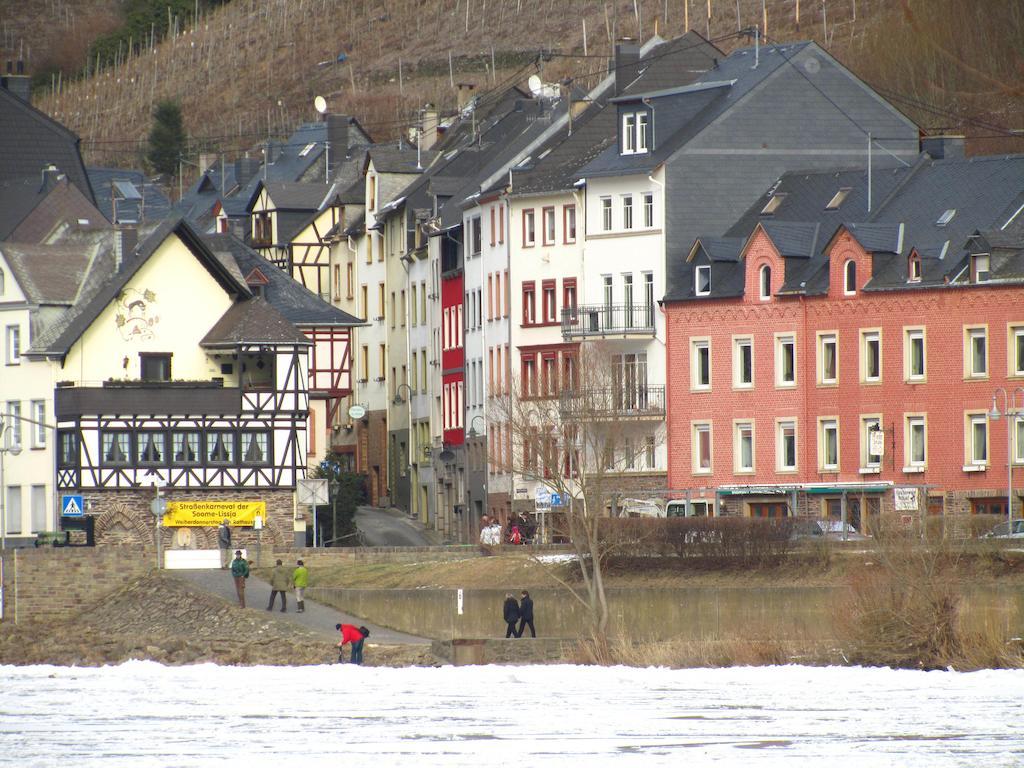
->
[561,303,656,339]
[558,385,665,420]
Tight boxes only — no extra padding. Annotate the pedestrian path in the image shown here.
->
[176,568,431,645]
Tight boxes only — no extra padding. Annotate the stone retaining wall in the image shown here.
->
[1,547,153,625]
[432,638,577,665]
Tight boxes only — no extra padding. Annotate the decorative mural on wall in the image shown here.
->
[115,288,160,341]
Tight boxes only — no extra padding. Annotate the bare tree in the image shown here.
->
[491,342,662,639]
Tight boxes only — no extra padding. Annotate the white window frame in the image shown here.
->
[692,421,712,474]
[637,113,649,152]
[860,329,881,384]
[622,194,633,230]
[695,265,711,297]
[905,327,926,382]
[817,332,838,386]
[734,421,755,474]
[965,326,988,379]
[775,333,796,388]
[30,400,46,448]
[965,411,989,469]
[759,264,771,301]
[622,113,636,153]
[843,259,857,295]
[4,324,19,366]
[904,414,927,471]
[819,417,839,471]
[861,416,882,472]
[777,419,797,472]
[691,338,711,391]
[601,197,612,231]
[733,336,753,389]
[642,192,654,228]
[1009,324,1024,378]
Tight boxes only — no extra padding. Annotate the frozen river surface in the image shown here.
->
[2,662,1023,767]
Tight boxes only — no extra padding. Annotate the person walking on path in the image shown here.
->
[292,559,308,613]
[503,593,521,638]
[217,520,232,569]
[267,559,291,612]
[230,550,249,608]
[336,623,370,664]
[516,590,536,638]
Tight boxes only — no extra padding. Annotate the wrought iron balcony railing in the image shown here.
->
[561,303,656,338]
[558,385,665,420]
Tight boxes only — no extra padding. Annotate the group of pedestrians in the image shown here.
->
[502,590,536,638]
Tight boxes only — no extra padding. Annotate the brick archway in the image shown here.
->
[94,502,156,546]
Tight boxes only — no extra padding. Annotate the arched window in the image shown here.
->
[908,253,922,282]
[843,259,856,295]
[759,265,771,300]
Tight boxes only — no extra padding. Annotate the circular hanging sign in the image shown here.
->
[347,404,367,420]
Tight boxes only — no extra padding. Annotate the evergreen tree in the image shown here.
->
[147,100,186,176]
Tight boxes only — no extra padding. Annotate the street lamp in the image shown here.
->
[989,387,1024,528]
[0,420,23,551]
[467,414,485,438]
[392,382,413,406]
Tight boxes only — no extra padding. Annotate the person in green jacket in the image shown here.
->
[230,550,249,608]
[267,559,292,612]
[292,559,309,613]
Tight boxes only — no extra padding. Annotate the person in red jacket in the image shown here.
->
[336,623,370,664]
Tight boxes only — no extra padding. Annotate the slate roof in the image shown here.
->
[203,233,363,327]
[0,175,57,239]
[579,42,812,180]
[366,145,438,175]
[0,238,103,304]
[28,218,251,358]
[676,153,1024,302]
[260,180,330,211]
[0,87,96,206]
[510,31,721,197]
[87,167,173,224]
[200,297,310,347]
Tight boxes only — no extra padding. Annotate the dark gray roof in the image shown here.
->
[200,297,310,347]
[29,218,251,357]
[511,31,721,196]
[0,175,54,239]
[689,236,743,262]
[0,87,95,206]
[0,238,103,304]
[579,42,812,180]
[366,145,437,174]
[259,181,330,211]
[87,167,173,224]
[675,152,1024,301]
[203,233,363,327]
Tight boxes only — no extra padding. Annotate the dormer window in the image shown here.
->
[973,253,990,283]
[908,253,922,283]
[761,193,786,215]
[759,265,771,300]
[621,110,650,155]
[695,265,711,296]
[825,188,851,210]
[843,259,856,295]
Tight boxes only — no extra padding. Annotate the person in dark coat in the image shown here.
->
[503,593,520,638]
[516,590,536,638]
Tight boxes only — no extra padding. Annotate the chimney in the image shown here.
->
[234,156,260,188]
[456,82,477,111]
[40,163,61,189]
[420,106,440,150]
[921,135,966,161]
[613,40,641,96]
[327,113,350,164]
[199,153,218,174]
[114,226,138,271]
[1,59,31,104]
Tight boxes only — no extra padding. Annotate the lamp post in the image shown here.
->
[0,419,24,551]
[989,387,1024,528]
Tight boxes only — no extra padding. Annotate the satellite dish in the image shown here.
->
[527,75,543,97]
[314,95,328,115]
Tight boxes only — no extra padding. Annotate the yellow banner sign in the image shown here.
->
[163,501,266,527]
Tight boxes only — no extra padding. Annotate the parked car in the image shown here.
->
[982,520,1024,539]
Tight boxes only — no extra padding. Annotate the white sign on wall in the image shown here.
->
[894,487,919,512]
[869,429,885,457]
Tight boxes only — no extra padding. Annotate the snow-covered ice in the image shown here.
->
[1,662,1022,767]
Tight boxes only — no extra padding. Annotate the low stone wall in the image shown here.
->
[432,638,577,665]
[271,544,572,568]
[1,546,152,625]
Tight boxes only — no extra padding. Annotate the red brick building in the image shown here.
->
[664,152,1024,529]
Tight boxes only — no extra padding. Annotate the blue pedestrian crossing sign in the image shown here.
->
[61,495,84,518]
